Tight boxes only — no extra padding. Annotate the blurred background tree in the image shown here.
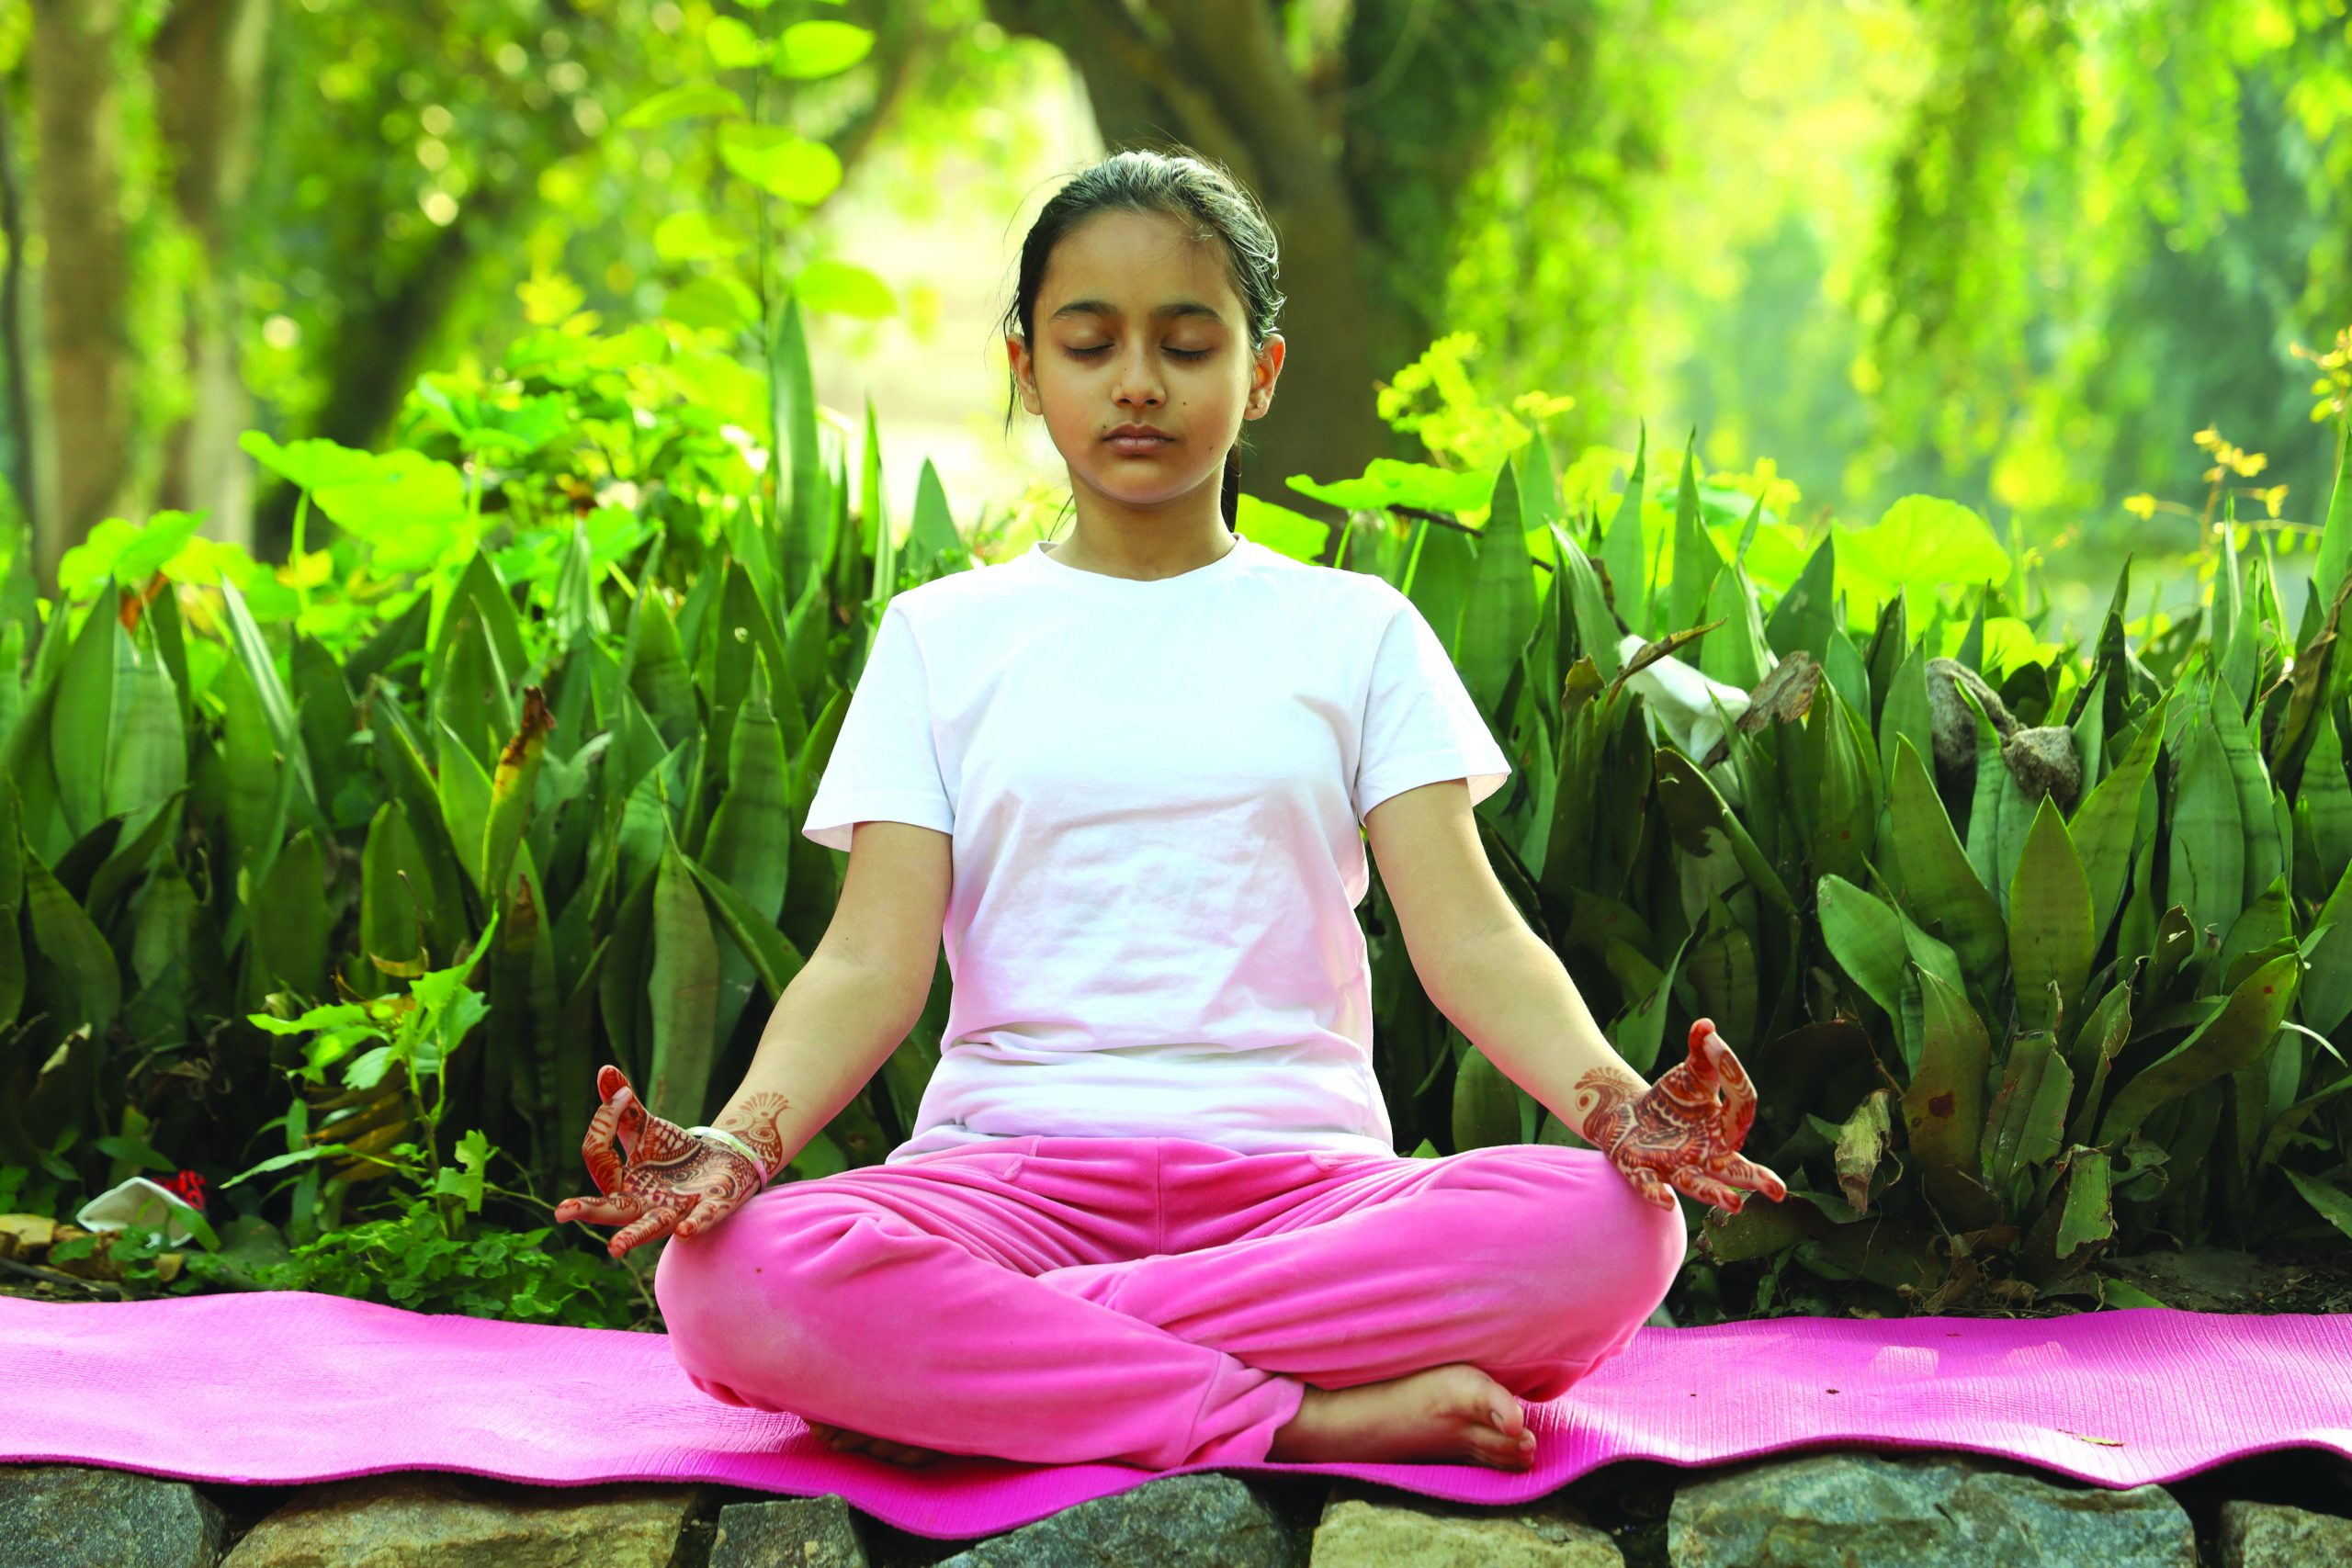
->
[1,0,2346,632]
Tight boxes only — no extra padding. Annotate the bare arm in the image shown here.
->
[705,949,931,1176]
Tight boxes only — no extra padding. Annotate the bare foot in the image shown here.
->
[803,1418,946,1468]
[1267,1363,1538,1470]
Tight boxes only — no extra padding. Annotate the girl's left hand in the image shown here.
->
[1595,1019,1790,1215]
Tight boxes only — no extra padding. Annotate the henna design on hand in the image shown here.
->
[552,1065,771,1258]
[1574,1020,1791,1215]
[711,1091,792,1177]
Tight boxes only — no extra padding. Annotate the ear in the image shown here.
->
[1248,333,1285,417]
[1007,333,1043,415]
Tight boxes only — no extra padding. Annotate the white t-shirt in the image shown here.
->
[801,532,1512,1162]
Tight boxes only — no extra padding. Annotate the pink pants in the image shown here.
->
[653,1134,1686,1470]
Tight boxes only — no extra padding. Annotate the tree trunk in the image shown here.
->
[0,70,46,547]
[151,0,274,556]
[28,0,133,598]
[980,0,1415,564]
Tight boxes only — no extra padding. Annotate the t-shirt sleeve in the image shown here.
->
[1351,587,1513,823]
[801,601,956,852]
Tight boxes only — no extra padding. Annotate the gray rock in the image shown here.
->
[1927,658,2017,777]
[713,1492,868,1568]
[219,1472,710,1566]
[0,1463,227,1568]
[2219,1498,2352,1566]
[933,1473,1287,1567]
[1667,1450,2195,1567]
[2002,725,2083,811]
[1310,1481,1620,1565]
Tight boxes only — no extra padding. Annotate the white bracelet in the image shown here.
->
[686,1125,772,1186]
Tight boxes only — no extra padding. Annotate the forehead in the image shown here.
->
[1038,209,1240,323]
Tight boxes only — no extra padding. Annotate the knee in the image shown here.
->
[1453,1146,1686,1323]
[653,1192,872,1387]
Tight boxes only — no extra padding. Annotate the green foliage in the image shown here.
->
[182,1195,647,1328]
[1365,378,2352,1313]
[10,238,2351,1328]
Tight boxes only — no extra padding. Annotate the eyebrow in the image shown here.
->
[1046,298,1227,325]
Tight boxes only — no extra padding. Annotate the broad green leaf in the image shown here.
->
[1602,423,1650,636]
[1668,434,1717,634]
[1981,1030,2073,1195]
[707,14,765,67]
[1765,532,1838,661]
[2097,950,2301,1145]
[2055,1147,2116,1260]
[791,258,895,318]
[2167,713,2244,950]
[1817,874,1906,1024]
[2069,693,2167,945]
[616,82,749,130]
[2283,1169,2352,1245]
[2008,795,2094,1037]
[647,835,722,1125]
[2300,854,2352,1035]
[2301,703,2352,897]
[2314,412,2352,614]
[1837,496,2010,619]
[1887,736,2005,992]
[1957,682,2030,910]
[718,123,843,204]
[2215,691,2282,907]
[652,210,750,264]
[773,19,874,77]
[1901,969,1996,1228]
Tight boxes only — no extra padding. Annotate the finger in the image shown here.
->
[673,1194,731,1240]
[612,1085,647,1165]
[1720,1155,1789,1201]
[579,1095,625,1198]
[555,1192,642,1228]
[607,1203,679,1258]
[1700,1026,1760,1144]
[1623,1166,1679,1211]
[1671,1166,1748,1212]
[1683,1019,1727,1097]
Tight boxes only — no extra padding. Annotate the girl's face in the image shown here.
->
[1008,208,1283,525]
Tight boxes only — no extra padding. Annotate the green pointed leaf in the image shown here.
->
[2097,950,2301,1145]
[1887,736,2005,991]
[2008,795,2094,1037]
[2167,712,2244,951]
[1817,874,1906,1023]
[2070,693,2167,944]
[1902,968,1996,1227]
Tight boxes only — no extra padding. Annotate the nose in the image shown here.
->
[1111,353,1165,409]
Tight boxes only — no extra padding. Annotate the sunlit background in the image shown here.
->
[6,0,2347,636]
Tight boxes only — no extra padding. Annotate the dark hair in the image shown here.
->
[999,145,1284,535]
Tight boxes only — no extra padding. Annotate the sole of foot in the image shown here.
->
[1267,1363,1538,1470]
[804,1418,947,1467]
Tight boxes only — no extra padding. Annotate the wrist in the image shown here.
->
[687,1125,773,1186]
[1568,1066,1648,1154]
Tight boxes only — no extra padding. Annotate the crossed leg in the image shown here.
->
[655,1136,1684,1469]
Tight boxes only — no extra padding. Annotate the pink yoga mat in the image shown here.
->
[2,1291,2346,1540]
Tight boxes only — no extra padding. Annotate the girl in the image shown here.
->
[554,147,1786,1472]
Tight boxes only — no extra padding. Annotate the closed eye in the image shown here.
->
[1069,346,1209,360]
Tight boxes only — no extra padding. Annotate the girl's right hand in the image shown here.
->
[554,1065,768,1258]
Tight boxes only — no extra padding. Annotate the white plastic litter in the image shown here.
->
[74,1177,201,1247]
[1614,632,1764,806]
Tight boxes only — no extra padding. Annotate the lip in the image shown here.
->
[1103,424,1173,440]
[1105,433,1173,456]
